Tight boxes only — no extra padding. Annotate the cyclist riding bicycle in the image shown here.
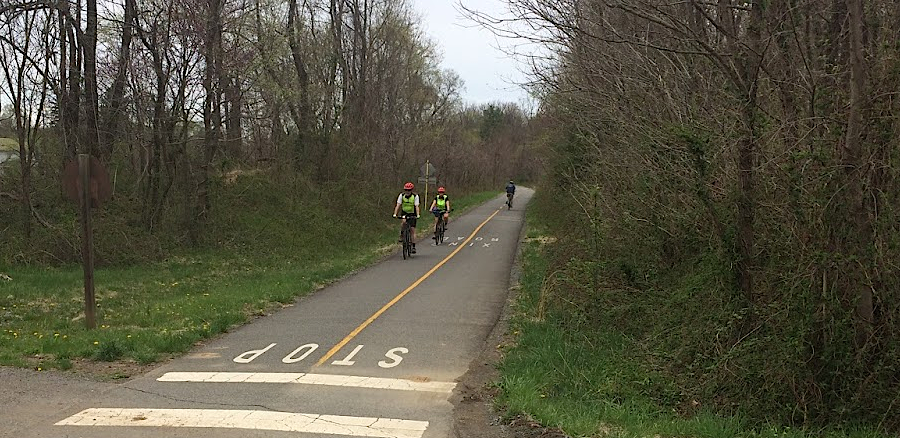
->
[505,180,516,205]
[392,182,420,254]
[429,187,451,237]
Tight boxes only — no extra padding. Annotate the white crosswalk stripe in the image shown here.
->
[156,371,456,393]
[56,408,429,438]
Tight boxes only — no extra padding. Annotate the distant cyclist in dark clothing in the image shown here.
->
[505,180,516,207]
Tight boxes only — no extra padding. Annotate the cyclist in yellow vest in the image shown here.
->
[392,182,420,254]
[429,186,451,237]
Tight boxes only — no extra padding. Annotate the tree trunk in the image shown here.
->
[58,0,82,160]
[82,0,99,156]
[57,2,70,160]
[224,76,243,159]
[331,0,349,106]
[288,0,311,169]
[145,47,167,230]
[845,0,873,345]
[734,0,764,305]
[196,0,224,243]
[100,0,136,161]
[16,113,32,239]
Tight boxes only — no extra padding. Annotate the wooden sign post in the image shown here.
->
[79,155,97,329]
[419,161,437,208]
[62,154,111,329]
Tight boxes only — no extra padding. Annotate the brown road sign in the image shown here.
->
[62,155,111,208]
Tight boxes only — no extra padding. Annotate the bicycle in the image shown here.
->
[395,214,415,259]
[433,210,447,245]
[506,192,514,210]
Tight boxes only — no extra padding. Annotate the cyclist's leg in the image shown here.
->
[407,214,417,246]
[410,219,417,253]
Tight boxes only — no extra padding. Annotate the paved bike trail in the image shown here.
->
[3,188,532,438]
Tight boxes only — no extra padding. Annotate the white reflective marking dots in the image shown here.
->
[56,408,429,438]
[447,235,500,247]
[156,372,456,393]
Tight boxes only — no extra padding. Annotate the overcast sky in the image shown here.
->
[410,0,531,106]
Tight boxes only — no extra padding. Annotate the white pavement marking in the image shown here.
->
[156,372,456,393]
[56,408,428,438]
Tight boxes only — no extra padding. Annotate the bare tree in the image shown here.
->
[0,5,53,238]
[99,0,137,161]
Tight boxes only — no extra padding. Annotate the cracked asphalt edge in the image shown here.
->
[119,384,281,412]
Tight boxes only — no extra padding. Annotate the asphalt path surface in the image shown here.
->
[5,188,531,438]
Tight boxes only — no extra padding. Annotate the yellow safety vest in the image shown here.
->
[435,195,448,210]
[401,193,417,213]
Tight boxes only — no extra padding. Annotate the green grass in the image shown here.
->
[0,184,503,371]
[447,190,500,213]
[497,209,889,438]
[0,248,386,370]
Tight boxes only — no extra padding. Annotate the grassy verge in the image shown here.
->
[0,186,500,372]
[447,190,501,213]
[497,210,886,438]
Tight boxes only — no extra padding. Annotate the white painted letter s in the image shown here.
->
[378,347,409,369]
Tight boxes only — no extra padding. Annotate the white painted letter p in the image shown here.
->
[233,343,276,363]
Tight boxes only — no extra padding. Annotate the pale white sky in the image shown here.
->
[410,0,531,106]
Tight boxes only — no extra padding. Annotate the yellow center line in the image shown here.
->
[315,209,502,366]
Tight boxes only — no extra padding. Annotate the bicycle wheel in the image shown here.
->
[405,228,413,258]
[401,224,410,260]
[439,220,446,244]
[434,218,442,245]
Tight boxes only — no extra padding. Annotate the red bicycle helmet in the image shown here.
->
[437,187,446,193]
[404,182,414,190]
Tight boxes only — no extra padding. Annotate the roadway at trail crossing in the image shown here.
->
[11,189,533,438]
